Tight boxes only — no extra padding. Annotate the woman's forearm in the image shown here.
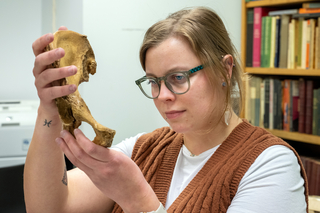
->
[24,106,68,212]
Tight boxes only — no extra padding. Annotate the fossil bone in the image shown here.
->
[45,30,115,147]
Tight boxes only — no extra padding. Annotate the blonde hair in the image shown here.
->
[140,7,244,117]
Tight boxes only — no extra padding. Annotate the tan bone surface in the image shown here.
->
[46,30,115,147]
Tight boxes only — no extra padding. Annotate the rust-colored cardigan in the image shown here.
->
[112,120,308,212]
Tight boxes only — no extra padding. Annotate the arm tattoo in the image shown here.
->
[43,119,52,127]
[62,166,68,186]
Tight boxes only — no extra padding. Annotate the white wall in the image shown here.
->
[0,0,241,145]
[0,0,42,101]
[81,0,242,144]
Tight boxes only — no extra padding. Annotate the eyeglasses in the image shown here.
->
[135,65,204,99]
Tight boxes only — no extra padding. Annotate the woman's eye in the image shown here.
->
[169,74,186,83]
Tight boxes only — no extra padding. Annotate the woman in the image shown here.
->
[24,7,308,213]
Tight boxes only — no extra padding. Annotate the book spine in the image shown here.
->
[253,7,263,67]
[306,80,314,134]
[265,16,272,68]
[306,19,311,69]
[298,78,306,133]
[269,78,274,129]
[301,20,308,69]
[260,80,265,127]
[292,80,299,132]
[283,79,291,131]
[270,16,276,68]
[246,8,254,67]
[312,88,319,135]
[302,2,320,9]
[261,17,267,67]
[297,18,303,68]
[264,78,270,128]
[299,8,320,14]
[274,16,281,67]
[279,15,290,68]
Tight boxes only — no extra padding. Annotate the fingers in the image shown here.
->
[55,136,92,173]
[32,26,68,56]
[35,65,77,89]
[74,129,111,162]
[58,26,68,31]
[32,33,54,56]
[58,130,106,169]
[33,48,65,78]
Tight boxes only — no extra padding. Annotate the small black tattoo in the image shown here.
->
[43,119,52,127]
[62,166,68,186]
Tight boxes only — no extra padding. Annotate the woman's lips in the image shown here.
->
[165,110,186,119]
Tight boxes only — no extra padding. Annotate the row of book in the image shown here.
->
[246,3,320,69]
[246,77,320,135]
[301,156,320,196]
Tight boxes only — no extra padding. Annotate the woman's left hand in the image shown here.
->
[55,129,160,213]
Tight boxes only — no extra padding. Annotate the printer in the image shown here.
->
[0,100,39,213]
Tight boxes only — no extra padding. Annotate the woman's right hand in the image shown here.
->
[32,26,77,114]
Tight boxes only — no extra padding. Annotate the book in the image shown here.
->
[292,13,320,19]
[261,17,267,67]
[306,20,311,69]
[279,15,290,68]
[255,77,262,126]
[246,8,254,67]
[269,78,274,129]
[260,80,265,127]
[261,16,272,68]
[298,78,306,133]
[274,79,282,130]
[291,80,299,132]
[309,19,316,69]
[283,79,291,131]
[297,18,304,68]
[294,18,300,69]
[299,8,320,14]
[274,16,281,67]
[270,16,277,68]
[269,9,298,16]
[301,20,308,69]
[306,80,314,134]
[316,17,320,69]
[264,78,270,128]
[302,2,320,9]
[287,20,295,69]
[313,88,319,135]
[253,7,275,67]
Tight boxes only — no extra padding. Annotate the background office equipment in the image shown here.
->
[0,100,39,213]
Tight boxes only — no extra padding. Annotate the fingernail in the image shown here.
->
[46,34,51,41]
[68,66,76,74]
[74,128,80,135]
[55,137,62,144]
[69,84,77,92]
[55,48,62,57]
[60,130,66,137]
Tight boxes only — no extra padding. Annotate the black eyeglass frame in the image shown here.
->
[135,65,204,99]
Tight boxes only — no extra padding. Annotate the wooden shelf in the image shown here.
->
[266,129,320,146]
[245,67,320,76]
[246,0,319,8]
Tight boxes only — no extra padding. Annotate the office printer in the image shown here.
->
[0,100,39,213]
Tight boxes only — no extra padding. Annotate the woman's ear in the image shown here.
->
[222,54,234,79]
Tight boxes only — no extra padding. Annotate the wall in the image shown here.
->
[0,0,241,145]
[81,0,242,144]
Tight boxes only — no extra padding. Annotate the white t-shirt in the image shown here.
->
[111,133,307,213]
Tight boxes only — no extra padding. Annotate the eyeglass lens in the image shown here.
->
[140,72,190,98]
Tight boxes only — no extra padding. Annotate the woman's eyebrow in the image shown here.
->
[146,66,189,77]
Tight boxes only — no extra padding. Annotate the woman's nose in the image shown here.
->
[157,81,175,101]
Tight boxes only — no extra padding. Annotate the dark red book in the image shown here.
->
[306,80,314,134]
[298,79,306,133]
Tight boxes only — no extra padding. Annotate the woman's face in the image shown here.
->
[145,36,220,134]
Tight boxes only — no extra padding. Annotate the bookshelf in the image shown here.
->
[241,0,320,146]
